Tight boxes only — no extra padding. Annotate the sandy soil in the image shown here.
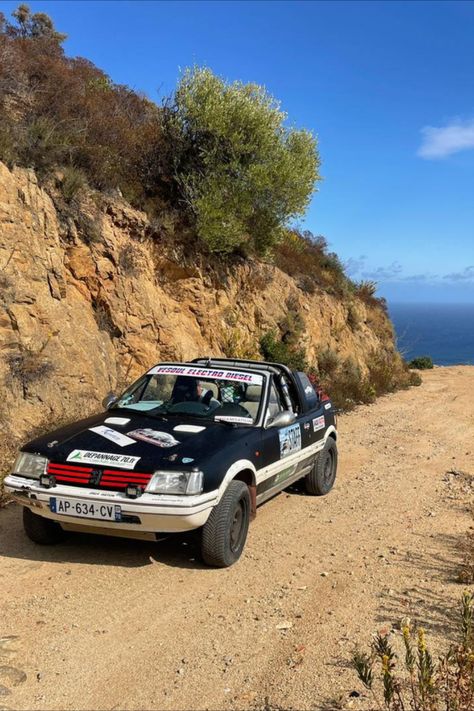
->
[0,366,473,711]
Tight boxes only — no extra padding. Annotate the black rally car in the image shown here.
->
[5,358,338,567]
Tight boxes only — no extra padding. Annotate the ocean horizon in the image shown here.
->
[388,302,474,367]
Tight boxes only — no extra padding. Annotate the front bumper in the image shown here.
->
[4,475,218,536]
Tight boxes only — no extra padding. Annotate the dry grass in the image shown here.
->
[5,347,55,391]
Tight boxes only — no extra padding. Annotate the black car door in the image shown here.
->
[256,376,312,501]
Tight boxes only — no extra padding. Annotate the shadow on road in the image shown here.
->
[0,502,209,570]
[375,532,464,640]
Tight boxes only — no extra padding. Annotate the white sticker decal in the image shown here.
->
[312,416,325,432]
[214,415,253,424]
[104,417,131,426]
[89,426,135,448]
[173,425,206,433]
[324,403,332,410]
[148,364,263,385]
[279,424,302,458]
[127,429,180,448]
[67,450,140,469]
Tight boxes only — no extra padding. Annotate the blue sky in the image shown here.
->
[3,0,474,303]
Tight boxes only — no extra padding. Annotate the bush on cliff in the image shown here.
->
[169,67,320,254]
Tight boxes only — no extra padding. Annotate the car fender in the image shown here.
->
[216,459,257,502]
[324,425,337,442]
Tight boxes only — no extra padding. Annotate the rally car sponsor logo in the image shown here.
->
[127,429,180,448]
[89,425,135,447]
[312,415,325,432]
[66,450,141,469]
[279,423,302,458]
[148,364,263,385]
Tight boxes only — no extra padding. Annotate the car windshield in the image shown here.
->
[112,365,265,424]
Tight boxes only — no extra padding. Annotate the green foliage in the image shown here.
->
[171,67,320,254]
[317,347,340,379]
[409,356,433,370]
[60,166,86,202]
[315,349,422,411]
[260,330,308,371]
[353,279,388,312]
[351,593,474,711]
[260,297,309,371]
[273,229,351,296]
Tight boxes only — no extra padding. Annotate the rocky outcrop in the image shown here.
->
[0,162,396,444]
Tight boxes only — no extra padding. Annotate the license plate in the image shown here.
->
[49,497,122,522]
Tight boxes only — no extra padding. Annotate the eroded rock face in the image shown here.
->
[0,162,395,448]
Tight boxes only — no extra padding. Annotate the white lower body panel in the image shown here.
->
[4,475,216,536]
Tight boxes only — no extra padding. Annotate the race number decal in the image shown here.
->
[278,423,302,459]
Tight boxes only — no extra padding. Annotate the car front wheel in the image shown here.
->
[23,506,67,545]
[305,437,338,496]
[201,480,250,567]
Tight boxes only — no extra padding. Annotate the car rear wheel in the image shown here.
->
[305,438,337,496]
[23,506,67,545]
[201,480,250,567]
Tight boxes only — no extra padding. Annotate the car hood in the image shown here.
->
[23,410,251,472]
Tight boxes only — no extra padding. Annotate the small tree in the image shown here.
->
[171,67,320,254]
[9,4,67,42]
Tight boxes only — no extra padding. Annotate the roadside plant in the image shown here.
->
[351,592,474,710]
[409,356,434,370]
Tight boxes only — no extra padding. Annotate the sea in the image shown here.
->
[388,303,474,366]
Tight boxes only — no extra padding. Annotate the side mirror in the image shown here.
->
[267,410,297,429]
[102,392,118,410]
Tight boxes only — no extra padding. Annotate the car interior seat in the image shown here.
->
[240,384,262,419]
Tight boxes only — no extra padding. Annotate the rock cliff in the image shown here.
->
[0,162,396,451]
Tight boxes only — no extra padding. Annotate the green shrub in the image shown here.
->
[60,166,86,202]
[316,347,340,379]
[273,229,351,296]
[260,330,308,371]
[409,371,423,386]
[409,356,433,370]
[171,67,320,254]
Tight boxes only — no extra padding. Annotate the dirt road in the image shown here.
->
[1,366,473,711]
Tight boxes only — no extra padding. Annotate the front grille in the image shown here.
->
[47,462,152,492]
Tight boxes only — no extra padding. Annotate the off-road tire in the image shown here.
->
[305,437,338,496]
[201,480,250,567]
[23,506,67,545]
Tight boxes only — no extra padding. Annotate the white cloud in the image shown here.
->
[362,261,403,281]
[443,266,474,282]
[418,118,474,159]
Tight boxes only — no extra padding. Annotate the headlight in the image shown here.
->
[12,452,48,479]
[146,470,203,496]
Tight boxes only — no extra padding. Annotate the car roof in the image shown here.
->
[189,357,294,378]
